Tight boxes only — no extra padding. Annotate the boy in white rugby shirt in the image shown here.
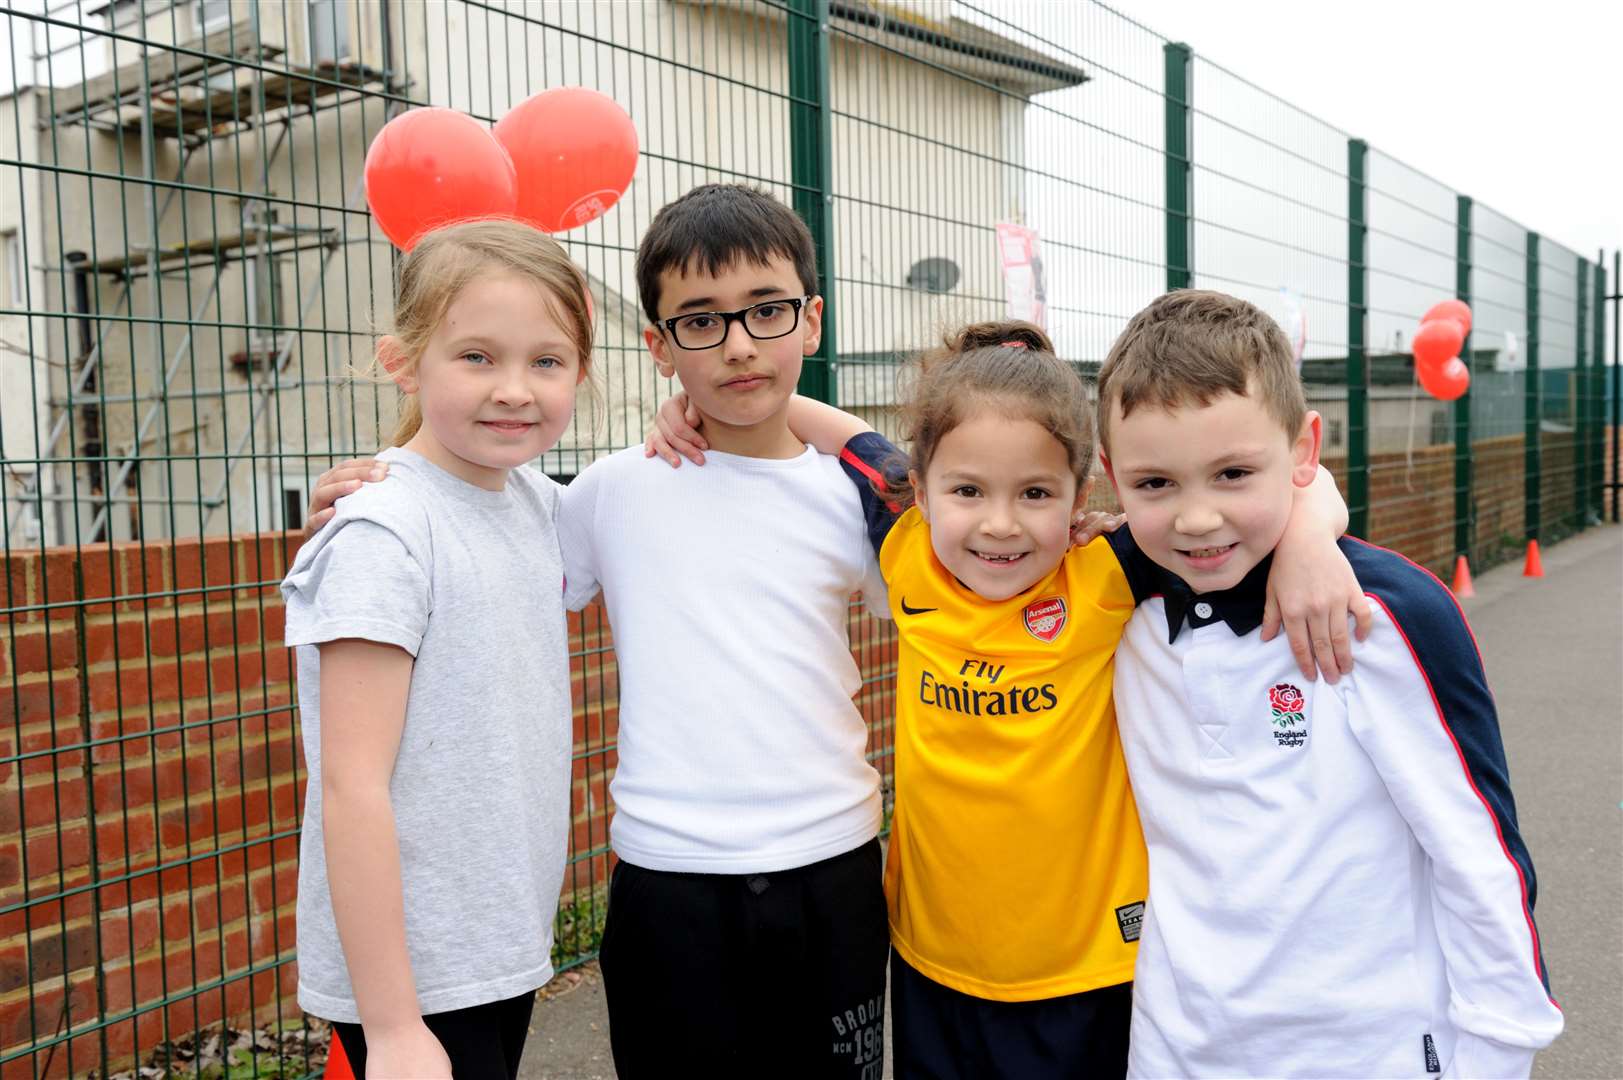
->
[1098,290,1563,1079]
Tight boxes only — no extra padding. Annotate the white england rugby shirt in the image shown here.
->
[1111,532,1562,1080]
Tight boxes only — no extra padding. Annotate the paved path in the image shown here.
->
[519,525,1623,1080]
[1467,525,1622,1080]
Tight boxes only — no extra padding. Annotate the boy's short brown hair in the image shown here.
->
[635,183,819,324]
[1097,289,1306,451]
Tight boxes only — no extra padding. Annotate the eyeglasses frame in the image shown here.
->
[657,295,813,351]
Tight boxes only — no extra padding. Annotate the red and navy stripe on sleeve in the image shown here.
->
[838,431,909,558]
[1343,536,1553,996]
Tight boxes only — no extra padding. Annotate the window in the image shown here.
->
[195,0,232,33]
[265,466,309,530]
[282,487,305,531]
[306,0,350,64]
[1429,409,1452,447]
[104,0,141,30]
[1327,417,1343,449]
[247,251,288,352]
[1,230,21,306]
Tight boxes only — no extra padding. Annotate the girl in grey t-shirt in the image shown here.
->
[281,222,592,1079]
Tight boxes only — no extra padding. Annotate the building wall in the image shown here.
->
[0,89,54,546]
[10,0,1046,547]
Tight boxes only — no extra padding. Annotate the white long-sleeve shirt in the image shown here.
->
[1112,533,1562,1080]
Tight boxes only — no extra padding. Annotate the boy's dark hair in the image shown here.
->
[1096,289,1306,453]
[635,184,819,324]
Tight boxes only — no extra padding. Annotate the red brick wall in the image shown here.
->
[1,533,303,1076]
[1321,432,1580,576]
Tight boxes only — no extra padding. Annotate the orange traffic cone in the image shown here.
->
[1522,539,1544,578]
[326,1034,356,1080]
[1451,555,1475,598]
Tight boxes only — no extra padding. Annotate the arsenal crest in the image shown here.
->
[1023,596,1067,643]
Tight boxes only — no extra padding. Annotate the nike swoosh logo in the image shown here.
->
[900,598,938,616]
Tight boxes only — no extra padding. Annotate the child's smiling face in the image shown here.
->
[1103,387,1319,594]
[394,271,583,489]
[914,411,1086,602]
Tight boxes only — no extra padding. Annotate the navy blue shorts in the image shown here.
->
[890,949,1131,1079]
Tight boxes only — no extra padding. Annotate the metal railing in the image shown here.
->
[0,0,1613,1074]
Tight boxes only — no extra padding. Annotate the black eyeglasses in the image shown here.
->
[659,296,811,351]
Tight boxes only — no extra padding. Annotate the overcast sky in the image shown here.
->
[7,0,1613,261]
[1127,0,1621,260]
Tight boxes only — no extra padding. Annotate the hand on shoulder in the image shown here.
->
[305,456,389,537]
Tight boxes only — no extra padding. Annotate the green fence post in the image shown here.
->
[1454,195,1473,563]
[1164,42,1192,291]
[788,0,836,403]
[1576,258,1590,531]
[1614,250,1621,523]
[1346,138,1370,537]
[1593,257,1607,522]
[1525,233,1541,543]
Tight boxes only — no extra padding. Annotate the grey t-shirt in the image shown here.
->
[282,448,570,1022]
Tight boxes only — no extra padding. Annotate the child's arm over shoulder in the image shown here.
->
[1264,465,1374,683]
[838,430,908,560]
[1344,548,1563,1076]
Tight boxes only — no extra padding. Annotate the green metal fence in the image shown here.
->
[0,0,1614,1074]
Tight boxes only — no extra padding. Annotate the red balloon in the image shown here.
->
[1412,317,1465,372]
[365,108,518,250]
[1421,299,1472,336]
[495,88,639,233]
[1419,356,1470,401]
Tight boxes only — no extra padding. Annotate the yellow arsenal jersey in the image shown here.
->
[880,507,1149,1001]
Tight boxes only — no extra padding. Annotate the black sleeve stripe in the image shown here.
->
[1346,537,1555,1000]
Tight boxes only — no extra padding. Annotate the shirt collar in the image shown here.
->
[1158,553,1274,643]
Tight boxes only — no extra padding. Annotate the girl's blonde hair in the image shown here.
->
[880,320,1093,509]
[381,219,595,446]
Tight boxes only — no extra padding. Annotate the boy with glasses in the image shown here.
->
[556,183,889,1078]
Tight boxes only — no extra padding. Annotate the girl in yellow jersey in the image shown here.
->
[648,320,1361,1078]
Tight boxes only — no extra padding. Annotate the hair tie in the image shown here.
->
[1001,340,1028,350]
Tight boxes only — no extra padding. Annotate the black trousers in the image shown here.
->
[332,990,536,1080]
[600,839,889,1079]
[890,950,1131,1080]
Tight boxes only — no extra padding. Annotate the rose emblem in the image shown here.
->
[1269,684,1305,714]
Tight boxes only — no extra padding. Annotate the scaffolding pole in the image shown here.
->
[9,143,198,511]
[14,111,293,541]
[201,137,389,529]
[82,268,226,539]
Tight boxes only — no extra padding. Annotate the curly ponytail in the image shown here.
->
[939,320,1054,357]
